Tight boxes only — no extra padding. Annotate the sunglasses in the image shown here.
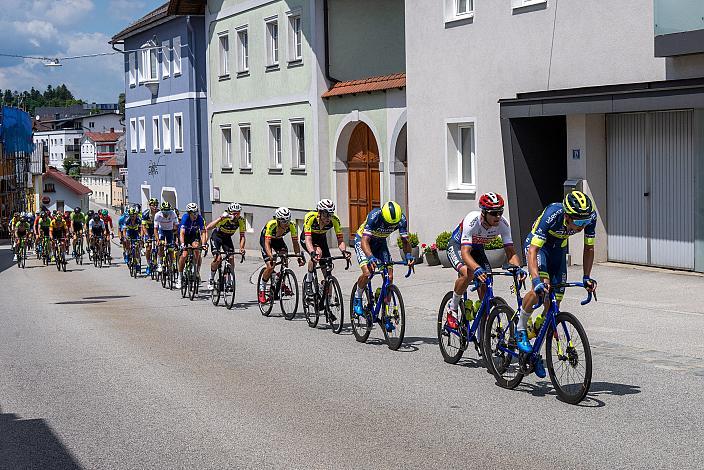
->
[484,210,504,217]
[571,217,591,227]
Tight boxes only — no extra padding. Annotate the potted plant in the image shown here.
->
[397,233,421,263]
[485,236,507,268]
[436,231,453,268]
[423,243,440,266]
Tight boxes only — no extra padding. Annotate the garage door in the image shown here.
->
[607,110,694,270]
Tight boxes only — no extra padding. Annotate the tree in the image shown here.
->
[118,93,125,115]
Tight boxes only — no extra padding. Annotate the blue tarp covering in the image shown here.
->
[0,106,34,154]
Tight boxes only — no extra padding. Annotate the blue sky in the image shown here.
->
[0,0,165,104]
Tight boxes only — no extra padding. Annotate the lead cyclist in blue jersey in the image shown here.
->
[518,190,598,377]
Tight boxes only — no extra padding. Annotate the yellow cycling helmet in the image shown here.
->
[381,201,403,224]
[563,190,593,218]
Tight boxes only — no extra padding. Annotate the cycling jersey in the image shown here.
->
[36,217,51,228]
[124,215,142,231]
[14,221,30,233]
[213,213,246,236]
[180,213,205,236]
[356,207,408,240]
[526,203,596,250]
[100,214,113,229]
[70,213,86,225]
[89,218,106,233]
[141,209,157,231]
[50,219,67,230]
[262,219,298,240]
[118,213,129,230]
[10,217,21,229]
[451,210,513,247]
[303,211,343,241]
[154,211,178,231]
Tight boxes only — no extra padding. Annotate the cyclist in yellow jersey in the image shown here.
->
[206,202,247,291]
[50,213,69,260]
[258,207,305,303]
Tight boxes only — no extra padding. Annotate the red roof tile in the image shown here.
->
[85,131,123,143]
[322,73,406,98]
[44,167,92,196]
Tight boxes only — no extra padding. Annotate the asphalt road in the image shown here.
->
[1,243,702,469]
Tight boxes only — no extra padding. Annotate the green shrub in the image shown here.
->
[436,231,452,251]
[396,233,419,249]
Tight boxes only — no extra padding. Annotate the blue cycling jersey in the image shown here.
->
[525,203,597,250]
[180,213,205,236]
[118,213,129,230]
[356,207,409,240]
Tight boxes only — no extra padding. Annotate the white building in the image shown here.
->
[80,131,123,168]
[41,167,91,212]
[33,129,83,171]
[81,112,123,133]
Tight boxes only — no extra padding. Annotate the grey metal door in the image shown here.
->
[607,111,694,269]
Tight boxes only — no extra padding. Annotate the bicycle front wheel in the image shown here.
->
[303,277,320,328]
[546,312,592,405]
[326,276,344,334]
[257,269,274,316]
[211,269,222,306]
[381,284,406,350]
[349,284,372,343]
[437,291,465,364]
[280,269,299,320]
[482,304,523,389]
[181,269,189,298]
[189,273,199,301]
[223,269,236,310]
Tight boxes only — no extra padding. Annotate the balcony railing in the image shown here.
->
[654,0,704,56]
[65,145,80,152]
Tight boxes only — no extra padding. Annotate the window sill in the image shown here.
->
[237,70,250,78]
[218,74,231,81]
[175,148,183,153]
[174,72,182,77]
[265,64,280,72]
[446,187,476,195]
[268,168,283,174]
[154,149,161,153]
[512,0,547,11]
[240,168,253,174]
[291,167,306,174]
[287,59,303,68]
[162,75,170,80]
[221,167,234,173]
[139,149,146,153]
[163,149,172,154]
[445,12,474,25]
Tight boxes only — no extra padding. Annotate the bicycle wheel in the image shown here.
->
[61,253,67,271]
[19,246,26,269]
[349,284,373,343]
[437,291,467,364]
[303,276,320,328]
[16,246,22,268]
[181,267,189,298]
[546,312,592,405]
[257,268,274,316]
[223,268,236,310]
[161,261,168,288]
[280,269,299,320]
[482,304,523,389]
[189,273,199,301]
[56,249,62,271]
[326,276,345,334]
[211,268,222,306]
[381,284,406,350]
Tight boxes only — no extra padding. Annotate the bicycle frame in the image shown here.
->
[364,261,413,320]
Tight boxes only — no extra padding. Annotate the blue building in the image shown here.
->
[111,2,210,215]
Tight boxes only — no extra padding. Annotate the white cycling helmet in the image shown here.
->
[316,199,336,213]
[274,207,291,222]
[227,202,242,213]
[186,202,199,213]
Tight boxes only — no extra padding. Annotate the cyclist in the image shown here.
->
[153,201,179,273]
[88,213,107,259]
[9,211,21,248]
[70,207,86,258]
[49,213,68,262]
[34,211,52,256]
[352,201,415,316]
[12,216,31,261]
[99,209,114,258]
[444,192,526,329]
[517,190,598,377]
[301,199,350,297]
[141,198,159,275]
[177,202,207,290]
[258,207,305,303]
[205,202,247,291]
[123,206,142,265]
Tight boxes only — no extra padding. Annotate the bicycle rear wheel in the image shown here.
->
[189,273,199,301]
[381,284,406,350]
[326,276,344,334]
[211,268,222,306]
[546,312,592,405]
[482,304,523,389]
[280,269,299,320]
[303,276,320,328]
[257,269,274,316]
[181,268,189,298]
[437,291,466,364]
[223,268,236,310]
[349,284,372,343]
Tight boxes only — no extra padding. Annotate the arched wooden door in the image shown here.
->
[348,123,380,240]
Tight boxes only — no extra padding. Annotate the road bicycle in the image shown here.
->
[302,253,350,332]
[181,245,206,300]
[210,249,245,309]
[349,261,414,351]
[54,238,68,272]
[437,264,522,366]
[73,232,84,265]
[93,236,107,268]
[257,252,303,319]
[159,243,178,290]
[15,236,27,269]
[483,281,596,404]
[40,235,52,266]
[127,237,142,278]
[145,237,158,280]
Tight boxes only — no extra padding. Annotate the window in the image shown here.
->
[290,121,305,169]
[458,125,475,186]
[174,113,183,151]
[152,116,160,151]
[239,125,252,170]
[287,12,302,62]
[268,123,282,169]
[140,44,158,82]
[265,18,279,66]
[456,0,473,16]
[162,115,171,152]
[236,27,249,73]
[445,120,476,192]
[512,0,547,10]
[218,32,230,77]
[89,122,95,128]
[128,52,136,87]
[161,40,170,78]
[138,117,146,151]
[445,0,474,23]
[221,126,232,169]
[172,36,182,75]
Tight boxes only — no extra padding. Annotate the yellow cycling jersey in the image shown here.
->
[303,211,343,239]
[263,219,298,240]
[215,214,247,236]
[50,219,67,231]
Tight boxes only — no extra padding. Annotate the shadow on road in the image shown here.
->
[83,295,130,300]
[510,380,641,407]
[55,300,107,305]
[0,245,15,275]
[0,407,83,469]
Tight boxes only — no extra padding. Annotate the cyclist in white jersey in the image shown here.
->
[153,202,179,273]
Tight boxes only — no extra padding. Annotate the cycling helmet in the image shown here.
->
[563,190,593,219]
[478,192,505,211]
[381,201,402,224]
[93,214,100,221]
[274,207,291,222]
[128,207,138,215]
[227,203,242,214]
[186,202,199,213]
[316,199,336,214]
[74,207,81,213]
[101,209,108,216]
[56,213,64,220]
[148,197,159,206]
[160,201,171,211]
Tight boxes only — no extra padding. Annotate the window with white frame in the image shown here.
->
[172,36,182,75]
[446,121,476,192]
[128,53,136,87]
[445,0,474,22]
[140,43,158,82]
[239,125,251,170]
[162,115,171,152]
[221,126,232,169]
[512,0,547,10]
[268,123,282,169]
[152,116,160,151]
[287,11,302,62]
[236,27,249,72]
[161,40,170,78]
[265,18,279,66]
[174,113,183,151]
[456,0,473,15]
[138,117,146,151]
[218,32,230,77]
[290,120,305,169]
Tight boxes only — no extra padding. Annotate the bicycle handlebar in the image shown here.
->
[533,281,597,308]
[212,249,246,263]
[316,252,351,271]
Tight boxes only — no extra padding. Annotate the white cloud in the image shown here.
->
[109,0,148,21]
[33,0,96,26]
